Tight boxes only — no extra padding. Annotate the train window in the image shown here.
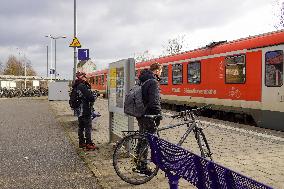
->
[95,76,99,85]
[225,54,246,83]
[265,50,283,87]
[188,61,201,84]
[90,77,94,84]
[98,75,101,85]
[160,65,168,85]
[101,75,105,85]
[172,64,183,85]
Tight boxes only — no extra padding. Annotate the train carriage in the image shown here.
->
[88,69,108,97]
[90,30,284,131]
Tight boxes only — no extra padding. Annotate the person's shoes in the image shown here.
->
[92,111,101,120]
[79,138,87,148]
[79,143,87,148]
[133,166,153,176]
[85,143,97,150]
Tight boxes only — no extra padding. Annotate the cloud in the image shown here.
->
[0,0,277,79]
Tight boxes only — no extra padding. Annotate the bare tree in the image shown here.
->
[163,34,187,56]
[133,35,189,62]
[273,0,284,30]
[24,58,37,76]
[134,50,154,63]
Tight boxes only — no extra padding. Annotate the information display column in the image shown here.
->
[108,58,135,143]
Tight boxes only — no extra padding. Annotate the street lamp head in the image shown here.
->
[55,36,67,39]
[44,35,66,39]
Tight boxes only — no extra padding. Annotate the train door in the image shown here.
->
[261,45,284,130]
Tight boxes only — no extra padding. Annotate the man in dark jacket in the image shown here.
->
[72,72,97,150]
[135,62,162,175]
[137,62,162,130]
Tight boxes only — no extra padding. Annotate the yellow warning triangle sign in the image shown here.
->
[69,37,82,48]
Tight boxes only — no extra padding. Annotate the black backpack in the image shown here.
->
[69,86,81,110]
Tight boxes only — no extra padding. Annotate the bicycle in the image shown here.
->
[112,105,213,185]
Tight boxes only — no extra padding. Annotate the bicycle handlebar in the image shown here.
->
[183,105,211,114]
[143,105,211,120]
[143,114,163,119]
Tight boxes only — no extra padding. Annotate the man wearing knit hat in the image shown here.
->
[72,71,97,150]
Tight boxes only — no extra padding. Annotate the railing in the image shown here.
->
[146,133,273,189]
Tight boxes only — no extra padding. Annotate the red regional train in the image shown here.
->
[89,30,284,131]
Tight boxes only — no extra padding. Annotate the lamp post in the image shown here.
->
[53,36,66,80]
[45,35,53,81]
[16,48,26,89]
[16,47,21,76]
[46,45,48,77]
[45,35,66,81]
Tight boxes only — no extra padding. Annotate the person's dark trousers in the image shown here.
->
[78,115,92,144]
[135,117,158,169]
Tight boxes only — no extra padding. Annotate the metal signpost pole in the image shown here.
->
[73,0,77,82]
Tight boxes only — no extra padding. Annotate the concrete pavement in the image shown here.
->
[0,98,101,189]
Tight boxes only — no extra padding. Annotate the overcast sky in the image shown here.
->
[0,0,283,79]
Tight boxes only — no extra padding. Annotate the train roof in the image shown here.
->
[87,69,108,77]
[136,29,284,68]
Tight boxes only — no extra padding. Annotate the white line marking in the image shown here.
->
[201,120,284,142]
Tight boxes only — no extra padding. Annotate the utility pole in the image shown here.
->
[73,0,77,81]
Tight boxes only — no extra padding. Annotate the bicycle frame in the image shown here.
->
[157,118,199,146]
[123,110,202,147]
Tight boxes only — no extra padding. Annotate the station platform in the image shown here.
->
[50,98,284,189]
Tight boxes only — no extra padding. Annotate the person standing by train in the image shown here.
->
[72,71,97,150]
[135,62,163,175]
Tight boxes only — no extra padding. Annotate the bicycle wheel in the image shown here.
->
[113,133,159,185]
[195,128,213,161]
